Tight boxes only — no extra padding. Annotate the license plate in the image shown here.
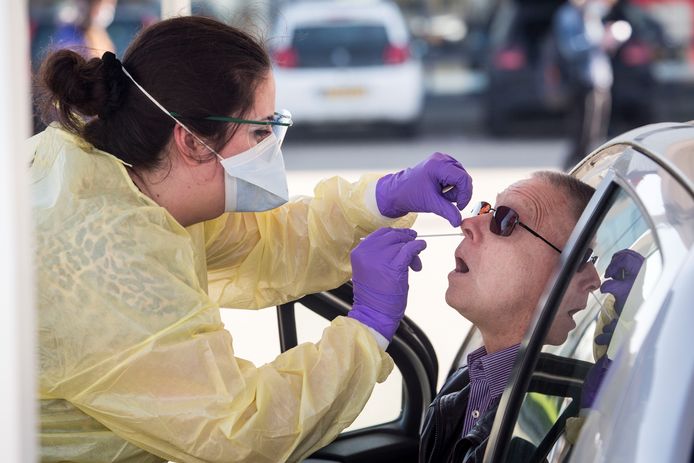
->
[321,87,367,98]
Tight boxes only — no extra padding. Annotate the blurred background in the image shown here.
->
[26,0,694,430]
[28,0,694,138]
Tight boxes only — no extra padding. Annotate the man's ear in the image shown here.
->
[172,124,210,167]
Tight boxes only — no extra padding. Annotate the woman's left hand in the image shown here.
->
[348,227,427,341]
[376,152,473,227]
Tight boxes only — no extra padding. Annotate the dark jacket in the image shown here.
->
[419,366,500,463]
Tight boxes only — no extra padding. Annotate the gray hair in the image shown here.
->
[532,171,595,221]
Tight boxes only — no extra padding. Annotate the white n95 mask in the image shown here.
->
[218,132,289,212]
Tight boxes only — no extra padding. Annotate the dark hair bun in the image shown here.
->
[42,49,105,120]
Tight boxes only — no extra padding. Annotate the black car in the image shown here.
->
[483,0,664,136]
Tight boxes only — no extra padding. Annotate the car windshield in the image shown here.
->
[292,23,390,67]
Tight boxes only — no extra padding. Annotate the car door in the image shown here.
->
[482,125,694,462]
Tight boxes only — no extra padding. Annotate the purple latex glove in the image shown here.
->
[376,153,473,227]
[600,249,645,315]
[581,355,612,408]
[348,228,427,341]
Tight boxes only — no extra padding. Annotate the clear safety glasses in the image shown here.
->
[170,109,293,148]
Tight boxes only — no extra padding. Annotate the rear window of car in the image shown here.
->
[291,23,390,68]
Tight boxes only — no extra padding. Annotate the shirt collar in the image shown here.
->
[467,344,521,399]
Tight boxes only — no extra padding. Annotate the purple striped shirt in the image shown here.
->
[462,344,520,436]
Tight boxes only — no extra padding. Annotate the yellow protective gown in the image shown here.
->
[31,126,415,462]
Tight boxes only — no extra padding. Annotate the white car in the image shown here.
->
[270,0,424,132]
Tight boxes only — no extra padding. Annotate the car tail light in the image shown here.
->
[383,45,410,64]
[493,47,526,71]
[273,48,298,68]
[620,41,653,66]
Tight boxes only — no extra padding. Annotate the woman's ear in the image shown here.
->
[172,124,210,167]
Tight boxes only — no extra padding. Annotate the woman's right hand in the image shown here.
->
[347,228,427,341]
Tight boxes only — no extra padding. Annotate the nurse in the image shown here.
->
[32,16,472,462]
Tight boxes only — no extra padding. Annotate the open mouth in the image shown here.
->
[455,256,469,273]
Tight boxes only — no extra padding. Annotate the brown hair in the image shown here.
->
[36,16,270,169]
[532,171,596,221]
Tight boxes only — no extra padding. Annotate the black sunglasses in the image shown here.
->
[472,201,598,272]
[472,201,562,253]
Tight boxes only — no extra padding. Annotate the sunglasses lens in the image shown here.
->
[491,206,518,237]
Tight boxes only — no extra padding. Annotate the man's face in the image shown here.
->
[445,177,597,345]
[546,259,601,345]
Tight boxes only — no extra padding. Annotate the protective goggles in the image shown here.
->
[472,201,598,272]
[170,109,293,147]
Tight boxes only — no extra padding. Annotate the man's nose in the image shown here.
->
[582,263,602,292]
[460,214,485,240]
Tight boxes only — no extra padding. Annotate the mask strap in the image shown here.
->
[119,65,224,161]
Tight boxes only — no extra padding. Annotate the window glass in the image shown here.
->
[503,185,663,463]
[292,24,390,67]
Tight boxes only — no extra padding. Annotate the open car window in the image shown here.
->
[486,139,694,462]
[500,183,663,462]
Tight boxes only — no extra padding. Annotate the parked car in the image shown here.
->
[258,121,693,462]
[269,0,425,134]
[483,0,665,135]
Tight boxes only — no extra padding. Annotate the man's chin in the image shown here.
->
[444,287,457,309]
[444,288,467,315]
[545,324,573,346]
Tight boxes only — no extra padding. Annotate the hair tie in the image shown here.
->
[99,51,129,119]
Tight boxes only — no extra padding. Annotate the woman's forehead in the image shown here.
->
[249,71,275,120]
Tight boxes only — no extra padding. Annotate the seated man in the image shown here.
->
[418,170,602,463]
